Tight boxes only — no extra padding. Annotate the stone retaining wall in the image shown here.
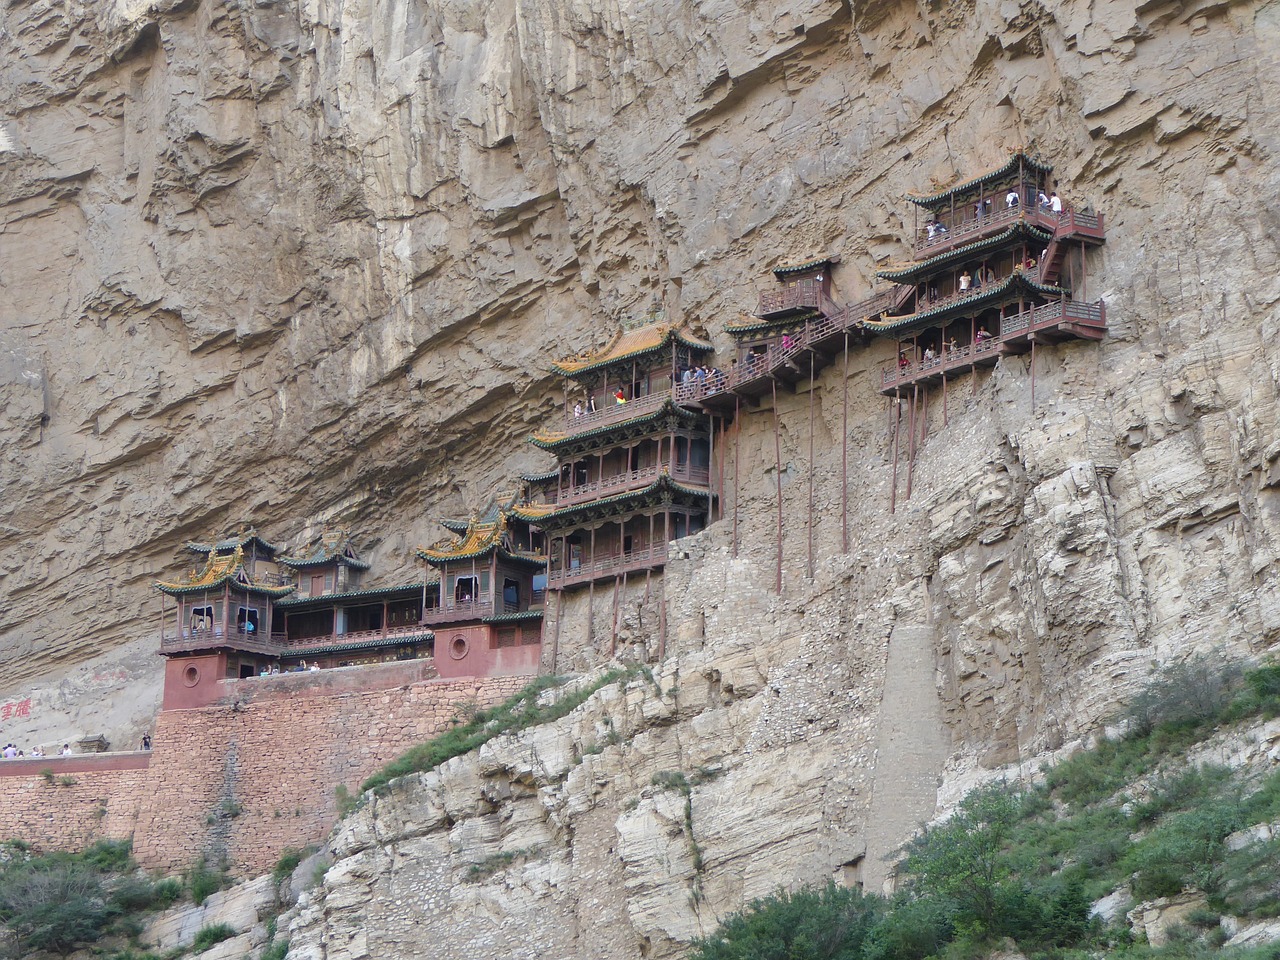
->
[0,672,529,876]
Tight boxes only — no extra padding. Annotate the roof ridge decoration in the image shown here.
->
[185,528,282,556]
[859,271,1069,335]
[550,321,713,378]
[772,254,840,278]
[528,397,704,450]
[907,149,1053,208]
[280,527,371,571]
[875,222,1055,282]
[156,544,296,598]
[417,506,547,567]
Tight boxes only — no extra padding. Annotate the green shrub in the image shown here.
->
[111,875,182,912]
[359,668,638,797]
[0,856,118,954]
[272,846,314,885]
[862,895,954,960]
[191,921,237,951]
[1122,654,1244,737]
[261,939,290,960]
[186,859,227,906]
[689,882,884,960]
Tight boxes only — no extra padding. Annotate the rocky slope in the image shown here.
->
[4,0,1280,952]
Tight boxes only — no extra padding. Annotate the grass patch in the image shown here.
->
[464,845,545,882]
[191,922,237,951]
[358,668,640,797]
[272,845,315,886]
[185,858,228,906]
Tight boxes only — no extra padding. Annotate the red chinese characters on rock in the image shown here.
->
[1,698,33,721]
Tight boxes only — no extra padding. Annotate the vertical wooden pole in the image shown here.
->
[807,349,815,579]
[906,385,918,501]
[732,395,740,558]
[772,377,784,594]
[890,392,901,514]
[1031,338,1037,410]
[842,332,849,554]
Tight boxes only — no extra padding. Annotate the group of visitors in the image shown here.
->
[923,187,1066,243]
[896,327,994,373]
[3,743,73,758]
[572,396,600,418]
[259,661,322,676]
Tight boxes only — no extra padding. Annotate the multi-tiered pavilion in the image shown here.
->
[513,319,717,594]
[869,150,1107,395]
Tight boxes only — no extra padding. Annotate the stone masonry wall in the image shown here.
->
[0,674,529,877]
[0,766,151,851]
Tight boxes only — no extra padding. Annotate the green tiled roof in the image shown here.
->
[509,473,711,526]
[284,631,434,656]
[860,272,1068,337]
[528,399,704,452]
[908,151,1053,207]
[724,309,821,338]
[482,610,545,625]
[772,256,838,278]
[185,533,281,556]
[273,581,431,609]
[875,222,1054,283]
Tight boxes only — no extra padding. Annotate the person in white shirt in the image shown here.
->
[61,744,73,756]
[1050,191,1063,214]
[959,270,972,292]
[1006,189,1020,208]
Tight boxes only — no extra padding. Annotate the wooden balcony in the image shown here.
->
[160,623,433,657]
[691,288,907,411]
[879,299,1106,395]
[913,205,1105,260]
[420,598,529,625]
[552,389,671,440]
[555,462,710,506]
[548,542,670,589]
[756,279,842,319]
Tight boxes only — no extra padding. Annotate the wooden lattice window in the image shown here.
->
[495,628,518,648]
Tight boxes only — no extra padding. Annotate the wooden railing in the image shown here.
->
[161,623,432,657]
[757,278,824,317]
[913,204,1103,260]
[555,389,670,438]
[555,462,710,506]
[548,543,670,588]
[420,598,527,624]
[880,298,1106,390]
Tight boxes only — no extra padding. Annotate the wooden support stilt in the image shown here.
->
[772,377,784,594]
[551,589,563,673]
[807,349,815,580]
[906,385,918,501]
[890,392,901,513]
[1030,337,1037,410]
[732,395,740,558]
[657,574,667,661]
[610,575,620,657]
[842,332,849,554]
[919,383,929,446]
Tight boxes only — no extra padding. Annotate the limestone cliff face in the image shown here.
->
[4,0,1280,952]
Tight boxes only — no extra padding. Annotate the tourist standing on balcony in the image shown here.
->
[975,326,992,343]
[573,401,583,418]
[782,333,794,352]
[586,395,597,413]
[1006,189,1020,208]
[947,336,959,355]
[959,270,972,292]
[615,388,627,405]
[1050,191,1063,215]
[898,351,910,371]
[923,346,936,363]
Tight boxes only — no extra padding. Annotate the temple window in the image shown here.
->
[190,606,213,631]
[455,576,478,603]
[503,578,520,609]
[236,607,260,634]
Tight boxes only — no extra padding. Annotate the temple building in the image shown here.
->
[156,528,434,708]
[867,149,1107,395]
[415,498,546,675]
[513,318,718,656]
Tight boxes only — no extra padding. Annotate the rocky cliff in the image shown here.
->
[3,0,1280,953]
